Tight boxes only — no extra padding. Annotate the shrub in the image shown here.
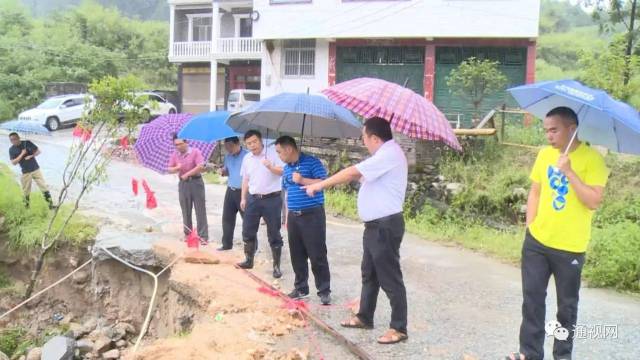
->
[584,221,640,292]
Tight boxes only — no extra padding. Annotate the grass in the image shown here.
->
[324,188,358,220]
[0,164,97,252]
[0,268,11,289]
[203,171,226,186]
[0,323,75,359]
[324,140,640,293]
[0,328,32,359]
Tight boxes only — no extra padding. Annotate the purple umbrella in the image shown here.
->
[134,113,216,174]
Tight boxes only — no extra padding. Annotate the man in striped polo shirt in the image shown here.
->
[275,136,332,305]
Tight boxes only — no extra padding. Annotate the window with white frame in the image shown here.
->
[188,14,212,42]
[283,39,315,77]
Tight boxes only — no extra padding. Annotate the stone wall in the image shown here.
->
[299,133,447,182]
[210,133,451,183]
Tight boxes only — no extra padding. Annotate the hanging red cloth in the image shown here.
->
[81,128,92,143]
[72,125,83,137]
[119,136,129,149]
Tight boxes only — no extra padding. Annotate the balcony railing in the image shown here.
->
[213,38,262,59]
[169,41,212,61]
[169,38,262,62]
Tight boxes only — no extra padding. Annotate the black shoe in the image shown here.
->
[319,293,332,305]
[43,191,55,210]
[287,289,309,300]
[271,246,282,279]
[237,243,255,269]
[216,246,232,251]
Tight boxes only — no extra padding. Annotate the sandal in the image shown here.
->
[505,353,525,360]
[377,328,408,345]
[340,316,373,329]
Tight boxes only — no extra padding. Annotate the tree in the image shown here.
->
[587,0,639,85]
[578,35,640,106]
[446,57,508,119]
[24,75,148,299]
[539,0,594,34]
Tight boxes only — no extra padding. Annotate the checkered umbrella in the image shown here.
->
[0,119,51,135]
[322,77,462,151]
[134,113,216,174]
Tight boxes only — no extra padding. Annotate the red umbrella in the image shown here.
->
[322,77,462,151]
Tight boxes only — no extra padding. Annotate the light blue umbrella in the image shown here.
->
[177,111,241,143]
[0,119,51,136]
[226,92,362,139]
[508,79,640,155]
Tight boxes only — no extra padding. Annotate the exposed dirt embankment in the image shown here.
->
[133,241,310,360]
[0,237,311,360]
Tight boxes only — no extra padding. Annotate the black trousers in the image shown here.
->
[287,206,331,296]
[221,187,243,248]
[520,230,585,360]
[178,177,208,240]
[357,213,408,334]
[242,193,283,249]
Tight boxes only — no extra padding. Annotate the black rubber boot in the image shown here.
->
[43,191,54,210]
[237,242,255,269]
[271,246,282,279]
[23,195,30,208]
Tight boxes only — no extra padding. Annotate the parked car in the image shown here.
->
[227,89,260,112]
[136,92,177,119]
[18,94,93,131]
[117,92,177,123]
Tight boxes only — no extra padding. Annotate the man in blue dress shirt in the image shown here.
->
[218,136,248,251]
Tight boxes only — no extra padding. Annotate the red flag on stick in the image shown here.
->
[141,180,151,194]
[131,178,139,196]
[146,191,157,209]
[186,229,200,249]
[141,180,157,209]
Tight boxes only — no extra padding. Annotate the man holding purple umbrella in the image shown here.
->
[168,133,209,245]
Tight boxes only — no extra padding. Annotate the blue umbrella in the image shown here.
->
[508,79,640,155]
[177,111,240,143]
[227,92,362,139]
[0,119,51,136]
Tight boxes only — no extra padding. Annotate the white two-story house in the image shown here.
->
[168,0,540,126]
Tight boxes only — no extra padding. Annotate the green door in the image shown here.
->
[434,47,526,128]
[336,46,424,94]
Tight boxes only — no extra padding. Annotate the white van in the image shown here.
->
[227,89,260,112]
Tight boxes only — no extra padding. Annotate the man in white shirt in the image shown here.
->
[305,117,408,345]
[237,130,286,278]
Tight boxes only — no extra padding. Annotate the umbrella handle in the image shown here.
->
[563,129,579,156]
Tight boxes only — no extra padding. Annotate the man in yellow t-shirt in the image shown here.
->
[506,107,609,360]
